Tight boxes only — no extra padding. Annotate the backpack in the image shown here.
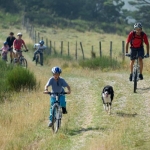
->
[130,31,145,47]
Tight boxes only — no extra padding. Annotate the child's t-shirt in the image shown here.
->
[46,77,68,97]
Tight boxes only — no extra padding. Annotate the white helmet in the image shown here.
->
[134,22,142,29]
[17,32,22,36]
[51,66,62,74]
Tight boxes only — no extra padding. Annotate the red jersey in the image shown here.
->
[126,31,149,48]
[13,39,25,50]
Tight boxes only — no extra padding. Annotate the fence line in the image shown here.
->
[23,17,125,61]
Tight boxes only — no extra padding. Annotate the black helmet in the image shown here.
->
[39,40,44,45]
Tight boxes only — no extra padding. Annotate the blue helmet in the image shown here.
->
[39,40,44,45]
[4,41,8,45]
[51,66,62,74]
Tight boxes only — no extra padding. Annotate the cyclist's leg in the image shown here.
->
[40,52,43,65]
[138,48,144,79]
[49,97,56,122]
[33,50,38,61]
[9,48,13,62]
[129,48,136,81]
[59,95,67,114]
[13,49,18,62]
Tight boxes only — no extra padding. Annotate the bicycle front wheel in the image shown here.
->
[133,70,137,93]
[20,58,27,68]
[52,104,60,133]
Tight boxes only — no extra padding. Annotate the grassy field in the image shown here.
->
[0,25,150,150]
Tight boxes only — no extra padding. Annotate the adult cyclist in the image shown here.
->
[6,32,16,63]
[125,22,149,81]
[32,40,47,66]
[13,33,28,60]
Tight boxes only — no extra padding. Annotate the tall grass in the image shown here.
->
[79,56,121,70]
[0,60,13,102]
[0,59,39,102]
[6,66,38,92]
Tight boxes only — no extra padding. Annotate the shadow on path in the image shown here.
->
[116,112,137,118]
[68,127,105,136]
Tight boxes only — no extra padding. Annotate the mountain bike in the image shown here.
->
[43,91,67,133]
[126,53,147,93]
[13,50,28,68]
[35,52,43,66]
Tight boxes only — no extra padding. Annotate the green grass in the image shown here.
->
[0,18,150,149]
[6,66,38,92]
[79,56,121,70]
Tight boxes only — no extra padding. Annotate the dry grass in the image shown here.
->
[1,26,150,150]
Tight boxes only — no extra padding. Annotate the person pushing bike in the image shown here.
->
[44,66,71,127]
[125,22,149,81]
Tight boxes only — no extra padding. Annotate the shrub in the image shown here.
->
[79,56,120,70]
[6,67,38,92]
[0,60,13,102]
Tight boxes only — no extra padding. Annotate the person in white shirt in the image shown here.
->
[33,40,47,66]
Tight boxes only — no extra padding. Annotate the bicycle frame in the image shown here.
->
[126,52,147,93]
[44,91,67,133]
[132,54,140,93]
[13,50,28,68]
[35,52,43,66]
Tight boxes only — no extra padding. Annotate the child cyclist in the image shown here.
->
[32,40,47,66]
[0,42,9,61]
[44,66,71,127]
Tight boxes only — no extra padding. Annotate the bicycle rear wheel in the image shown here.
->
[52,104,60,133]
[20,58,27,68]
[133,70,137,93]
[35,55,39,65]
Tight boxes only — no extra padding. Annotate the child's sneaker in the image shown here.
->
[129,73,132,81]
[139,74,143,80]
[48,121,52,127]
[62,107,67,114]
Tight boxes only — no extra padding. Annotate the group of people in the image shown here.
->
[0,32,28,62]
[45,22,149,128]
[0,22,149,128]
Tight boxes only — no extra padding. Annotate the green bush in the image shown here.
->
[0,60,13,102]
[79,56,121,70]
[6,67,38,92]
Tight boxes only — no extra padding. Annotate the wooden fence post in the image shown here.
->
[38,32,40,42]
[99,41,102,57]
[68,42,70,56]
[75,41,77,60]
[80,42,85,60]
[61,41,63,55]
[110,41,112,59]
[34,31,36,43]
[54,41,56,54]
[122,41,125,61]
[50,41,52,55]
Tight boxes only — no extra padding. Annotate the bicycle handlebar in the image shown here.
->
[43,91,67,95]
[15,49,28,52]
[125,53,149,58]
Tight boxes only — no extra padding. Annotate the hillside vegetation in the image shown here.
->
[0,17,150,150]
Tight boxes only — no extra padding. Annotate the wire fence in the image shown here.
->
[22,17,125,61]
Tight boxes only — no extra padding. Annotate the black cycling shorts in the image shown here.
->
[130,47,144,60]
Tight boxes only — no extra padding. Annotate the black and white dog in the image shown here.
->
[101,85,114,114]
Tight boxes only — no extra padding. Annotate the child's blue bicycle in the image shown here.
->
[44,91,67,133]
